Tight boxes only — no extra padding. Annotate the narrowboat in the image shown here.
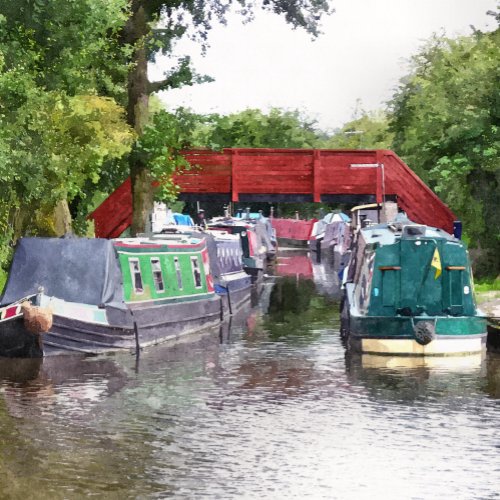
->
[0,236,221,357]
[206,217,268,282]
[272,217,316,248]
[308,212,352,268]
[151,230,252,315]
[340,216,487,355]
[234,210,277,260]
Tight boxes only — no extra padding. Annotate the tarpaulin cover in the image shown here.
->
[173,214,194,226]
[0,238,124,306]
[272,218,316,241]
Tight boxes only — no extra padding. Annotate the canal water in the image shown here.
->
[0,251,498,499]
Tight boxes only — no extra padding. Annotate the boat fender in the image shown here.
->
[413,321,436,346]
[21,302,53,334]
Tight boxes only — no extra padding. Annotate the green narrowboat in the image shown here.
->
[341,217,487,356]
[0,235,221,357]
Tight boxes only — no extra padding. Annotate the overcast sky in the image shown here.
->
[151,0,498,131]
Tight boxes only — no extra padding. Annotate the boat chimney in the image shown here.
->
[380,201,398,223]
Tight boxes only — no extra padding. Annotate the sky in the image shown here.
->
[151,0,498,131]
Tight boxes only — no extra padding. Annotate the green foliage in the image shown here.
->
[475,277,500,293]
[389,27,500,276]
[264,277,338,340]
[0,92,134,203]
[0,0,134,258]
[134,108,205,203]
[323,107,393,149]
[125,1,332,234]
[194,108,325,150]
[0,0,130,98]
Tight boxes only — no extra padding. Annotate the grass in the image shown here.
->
[474,277,500,293]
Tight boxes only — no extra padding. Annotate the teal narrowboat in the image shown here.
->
[341,218,487,355]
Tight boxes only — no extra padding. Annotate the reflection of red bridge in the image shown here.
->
[276,254,313,278]
[90,148,456,238]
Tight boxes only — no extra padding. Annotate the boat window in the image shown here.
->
[129,259,143,293]
[191,256,202,288]
[174,256,183,290]
[151,258,165,292]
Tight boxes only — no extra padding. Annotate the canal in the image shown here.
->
[0,251,498,498]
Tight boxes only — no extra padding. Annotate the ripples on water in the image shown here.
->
[0,253,499,499]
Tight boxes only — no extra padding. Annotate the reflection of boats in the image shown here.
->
[275,252,313,278]
[344,349,487,402]
[263,274,337,341]
[341,216,487,356]
[312,261,342,300]
[0,355,128,418]
[0,236,221,357]
[274,250,342,299]
[355,352,485,370]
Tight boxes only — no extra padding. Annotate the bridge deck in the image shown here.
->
[90,149,456,238]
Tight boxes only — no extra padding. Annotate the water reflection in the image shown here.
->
[0,356,127,419]
[345,350,488,401]
[0,251,498,498]
[274,250,312,278]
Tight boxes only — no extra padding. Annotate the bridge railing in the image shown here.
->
[90,149,456,238]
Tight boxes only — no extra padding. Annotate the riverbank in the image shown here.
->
[476,290,500,320]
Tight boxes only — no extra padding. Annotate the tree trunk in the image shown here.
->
[126,2,154,236]
[53,200,73,236]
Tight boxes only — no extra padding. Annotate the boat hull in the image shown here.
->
[277,237,308,248]
[217,273,253,315]
[486,322,500,352]
[347,314,487,356]
[0,316,44,358]
[0,295,223,357]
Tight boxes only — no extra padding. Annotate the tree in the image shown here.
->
[323,108,393,150]
[0,1,134,246]
[196,108,325,149]
[121,0,333,235]
[389,25,500,276]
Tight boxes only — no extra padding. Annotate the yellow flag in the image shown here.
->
[431,247,442,279]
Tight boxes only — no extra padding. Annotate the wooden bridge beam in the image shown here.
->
[89,148,456,238]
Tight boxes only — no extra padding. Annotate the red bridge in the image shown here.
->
[90,148,456,238]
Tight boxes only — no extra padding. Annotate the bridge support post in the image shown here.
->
[313,150,322,203]
[231,150,239,203]
[376,164,383,204]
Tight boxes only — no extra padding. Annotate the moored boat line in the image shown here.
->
[0,202,495,360]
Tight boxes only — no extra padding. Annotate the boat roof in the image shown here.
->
[205,230,241,241]
[114,235,206,250]
[361,217,457,246]
[208,217,252,227]
[1,238,124,306]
